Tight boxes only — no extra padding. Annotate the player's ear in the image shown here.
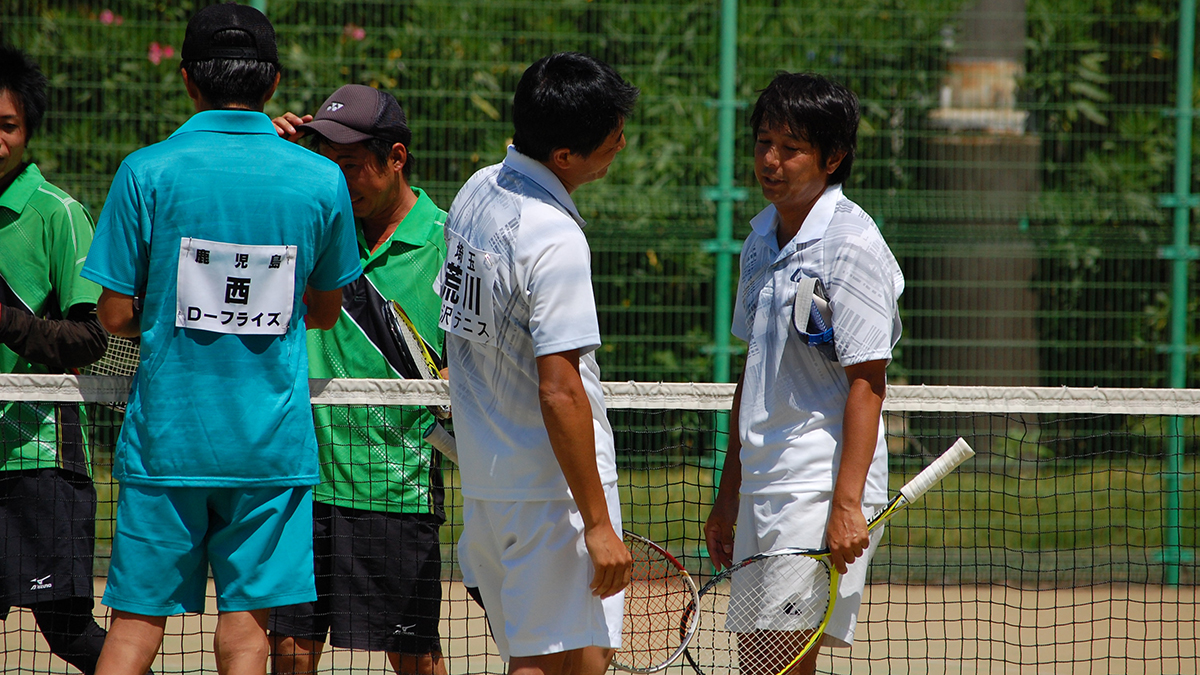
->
[181,68,201,107]
[549,146,573,171]
[389,142,408,175]
[824,148,847,176]
[261,71,281,106]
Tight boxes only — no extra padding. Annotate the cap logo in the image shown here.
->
[326,102,344,112]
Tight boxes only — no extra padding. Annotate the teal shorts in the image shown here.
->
[103,484,316,615]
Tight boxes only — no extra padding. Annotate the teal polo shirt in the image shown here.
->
[308,187,448,514]
[82,110,361,488]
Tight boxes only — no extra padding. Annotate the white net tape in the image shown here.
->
[5,375,1200,415]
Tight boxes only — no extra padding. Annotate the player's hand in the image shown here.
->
[585,524,632,599]
[272,112,313,142]
[703,496,738,570]
[826,502,870,575]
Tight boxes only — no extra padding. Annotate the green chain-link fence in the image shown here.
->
[2,0,1196,386]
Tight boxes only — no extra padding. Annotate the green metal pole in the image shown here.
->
[700,0,744,558]
[248,0,267,14]
[1163,0,1196,587]
[711,0,741,387]
[704,0,744,468]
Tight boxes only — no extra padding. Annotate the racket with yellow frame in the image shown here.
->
[383,299,458,463]
[683,438,975,675]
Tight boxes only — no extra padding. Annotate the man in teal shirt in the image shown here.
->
[269,85,449,675]
[0,45,113,675]
[81,6,360,675]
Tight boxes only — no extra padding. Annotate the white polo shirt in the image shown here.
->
[436,146,617,502]
[731,184,903,501]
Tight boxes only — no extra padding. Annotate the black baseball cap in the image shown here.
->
[182,2,278,63]
[298,84,412,146]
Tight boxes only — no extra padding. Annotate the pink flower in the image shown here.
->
[343,24,366,41]
[99,10,124,26]
[148,43,176,65]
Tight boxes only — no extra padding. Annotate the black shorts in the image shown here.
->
[0,469,98,613]
[269,501,444,654]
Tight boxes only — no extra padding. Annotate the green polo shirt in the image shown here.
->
[1,163,101,474]
[309,187,448,515]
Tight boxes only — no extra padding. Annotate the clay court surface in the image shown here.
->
[2,580,1196,674]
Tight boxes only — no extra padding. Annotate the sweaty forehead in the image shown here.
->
[0,89,25,121]
[756,120,808,142]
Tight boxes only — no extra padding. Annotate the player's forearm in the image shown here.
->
[0,303,108,370]
[712,371,746,508]
[835,359,888,510]
[542,391,611,530]
[537,352,613,532]
[97,289,141,338]
[304,286,343,330]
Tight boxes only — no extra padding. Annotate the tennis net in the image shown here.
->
[1,375,1196,674]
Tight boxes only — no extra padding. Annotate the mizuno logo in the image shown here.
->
[326,102,344,112]
[29,575,52,590]
[392,623,417,636]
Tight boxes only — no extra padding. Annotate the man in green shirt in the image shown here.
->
[0,45,112,675]
[268,85,449,675]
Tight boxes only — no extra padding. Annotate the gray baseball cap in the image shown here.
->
[298,84,411,146]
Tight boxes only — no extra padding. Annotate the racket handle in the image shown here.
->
[899,437,974,502]
[424,423,459,464]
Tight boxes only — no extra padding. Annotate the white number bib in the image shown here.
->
[435,233,497,344]
[175,237,297,336]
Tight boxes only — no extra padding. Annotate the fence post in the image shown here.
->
[1159,0,1197,586]
[701,0,744,545]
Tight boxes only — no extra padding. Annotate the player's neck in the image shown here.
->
[774,207,811,248]
[773,186,830,248]
[361,184,418,255]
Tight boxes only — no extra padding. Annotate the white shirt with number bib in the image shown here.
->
[434,146,618,502]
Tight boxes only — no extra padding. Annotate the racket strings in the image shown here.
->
[619,541,697,671]
[687,555,831,675]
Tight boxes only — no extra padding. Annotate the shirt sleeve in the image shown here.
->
[730,239,753,343]
[518,203,601,358]
[823,222,901,366]
[81,161,151,296]
[49,195,102,312]
[307,176,362,292]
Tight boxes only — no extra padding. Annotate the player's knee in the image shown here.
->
[269,634,322,675]
[31,600,107,675]
[562,646,614,675]
[389,650,445,675]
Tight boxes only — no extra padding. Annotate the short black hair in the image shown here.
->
[182,29,279,110]
[512,52,639,161]
[750,72,859,186]
[310,133,415,181]
[0,45,48,139]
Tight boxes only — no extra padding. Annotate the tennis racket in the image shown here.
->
[612,533,702,673]
[82,334,141,412]
[684,437,975,675]
[84,335,140,378]
[383,299,458,463]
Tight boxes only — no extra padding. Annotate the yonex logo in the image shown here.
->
[326,102,345,112]
[29,575,52,590]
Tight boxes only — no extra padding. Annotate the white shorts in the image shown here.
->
[732,491,884,648]
[457,483,624,660]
